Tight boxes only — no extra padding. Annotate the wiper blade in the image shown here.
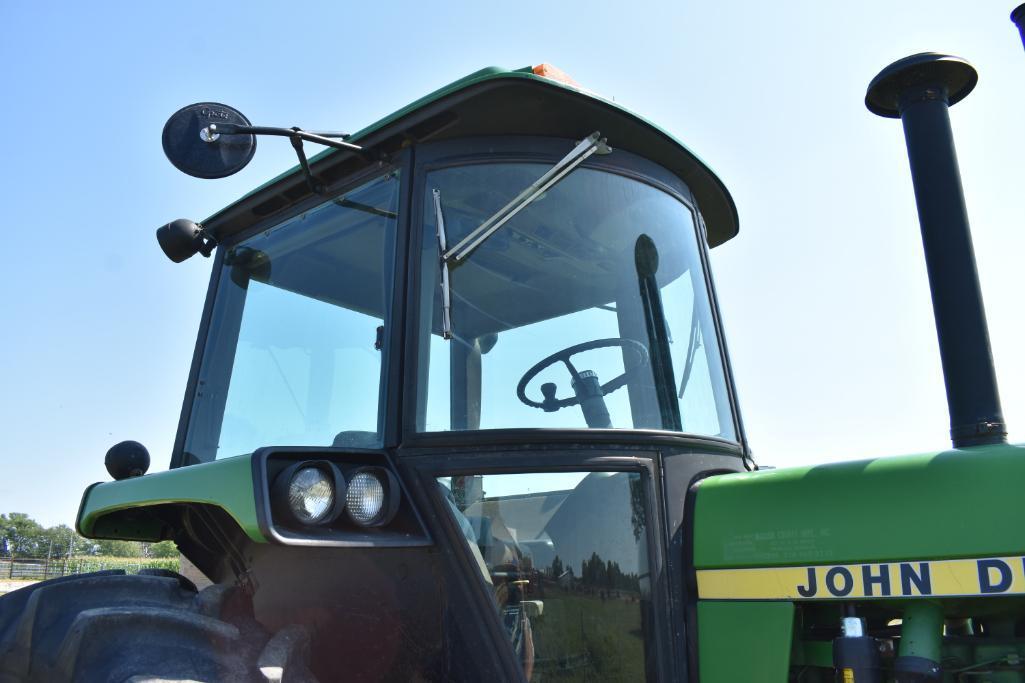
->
[432,189,454,339]
[332,197,397,219]
[678,305,703,399]
[443,131,611,263]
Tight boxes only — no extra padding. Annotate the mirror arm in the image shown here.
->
[208,123,372,195]
[208,123,362,152]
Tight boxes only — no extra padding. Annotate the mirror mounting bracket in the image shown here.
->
[207,122,368,196]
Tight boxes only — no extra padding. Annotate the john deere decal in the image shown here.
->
[696,556,1025,600]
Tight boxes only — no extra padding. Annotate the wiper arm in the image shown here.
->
[442,131,611,263]
[432,189,454,339]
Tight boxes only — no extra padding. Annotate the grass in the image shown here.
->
[0,555,180,582]
[1,556,182,596]
[62,555,181,574]
[528,586,647,682]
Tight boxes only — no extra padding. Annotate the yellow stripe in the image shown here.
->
[697,555,1025,600]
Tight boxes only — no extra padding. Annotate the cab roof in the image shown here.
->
[204,65,739,248]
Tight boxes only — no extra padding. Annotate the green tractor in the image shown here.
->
[2,14,1023,682]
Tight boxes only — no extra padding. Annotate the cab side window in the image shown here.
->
[438,471,656,681]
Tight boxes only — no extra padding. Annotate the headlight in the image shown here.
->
[289,467,335,524]
[272,462,345,527]
[345,468,400,527]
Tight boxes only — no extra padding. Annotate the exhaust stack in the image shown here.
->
[866,53,1006,449]
[1012,4,1025,51]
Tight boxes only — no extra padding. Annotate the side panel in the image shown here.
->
[697,601,793,682]
[76,455,263,542]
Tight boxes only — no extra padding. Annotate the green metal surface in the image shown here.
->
[694,442,1025,568]
[790,638,833,669]
[200,64,738,243]
[898,600,943,662]
[77,455,264,543]
[697,601,794,681]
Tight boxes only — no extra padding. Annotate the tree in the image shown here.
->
[147,541,179,558]
[630,476,646,542]
[1,513,45,557]
[0,513,144,558]
[41,525,81,559]
[95,539,142,557]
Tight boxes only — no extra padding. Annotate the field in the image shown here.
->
[0,556,180,595]
[529,587,647,682]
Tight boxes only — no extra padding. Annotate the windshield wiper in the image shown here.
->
[635,234,683,431]
[431,133,610,339]
[432,189,454,339]
[442,131,611,264]
[677,306,702,399]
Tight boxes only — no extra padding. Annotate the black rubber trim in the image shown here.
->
[399,427,744,455]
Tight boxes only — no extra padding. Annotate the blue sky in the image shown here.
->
[1,1,1022,527]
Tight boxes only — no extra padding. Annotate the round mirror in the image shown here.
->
[161,102,257,179]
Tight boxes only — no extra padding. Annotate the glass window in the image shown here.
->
[183,173,399,463]
[418,163,735,439]
[437,471,655,682]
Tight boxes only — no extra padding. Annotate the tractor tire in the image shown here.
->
[0,570,316,683]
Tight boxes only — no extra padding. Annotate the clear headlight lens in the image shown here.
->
[346,471,385,526]
[288,466,335,524]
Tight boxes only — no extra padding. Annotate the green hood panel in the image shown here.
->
[693,443,1025,569]
[77,455,264,543]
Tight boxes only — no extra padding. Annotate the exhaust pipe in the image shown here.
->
[866,53,1006,449]
[1012,4,1025,51]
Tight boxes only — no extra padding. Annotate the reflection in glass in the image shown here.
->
[438,471,653,682]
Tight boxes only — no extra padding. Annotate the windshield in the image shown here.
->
[418,162,735,438]
[182,173,399,463]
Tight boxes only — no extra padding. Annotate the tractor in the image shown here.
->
[1,9,1024,682]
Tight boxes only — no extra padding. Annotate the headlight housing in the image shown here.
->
[271,462,345,526]
[256,448,429,547]
[345,467,400,527]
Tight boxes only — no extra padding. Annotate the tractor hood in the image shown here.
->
[693,442,1025,570]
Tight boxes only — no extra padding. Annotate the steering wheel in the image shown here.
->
[516,338,649,412]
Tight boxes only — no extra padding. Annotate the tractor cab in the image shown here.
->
[180,135,736,463]
[72,66,752,681]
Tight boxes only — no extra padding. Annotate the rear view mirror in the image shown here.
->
[157,102,365,263]
[161,102,257,179]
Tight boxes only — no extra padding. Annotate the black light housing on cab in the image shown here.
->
[251,448,430,548]
[156,219,217,263]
